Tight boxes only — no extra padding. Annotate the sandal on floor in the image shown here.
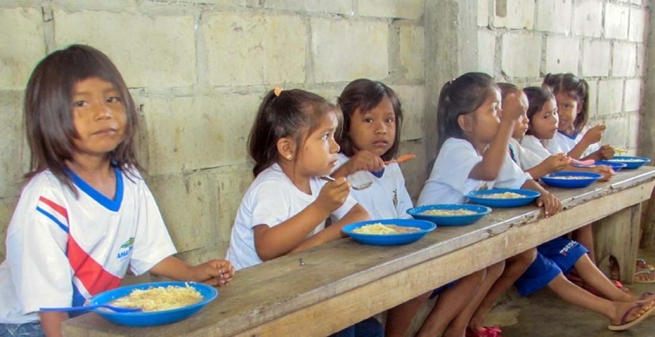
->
[634,270,655,284]
[465,326,503,337]
[607,302,655,331]
[637,258,655,272]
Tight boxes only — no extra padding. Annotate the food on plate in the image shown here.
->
[353,223,421,235]
[545,175,593,180]
[477,192,525,199]
[110,284,203,312]
[421,209,477,216]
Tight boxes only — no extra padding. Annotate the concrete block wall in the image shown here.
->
[478,0,649,152]
[0,0,427,263]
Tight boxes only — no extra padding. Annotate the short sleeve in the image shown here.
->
[250,180,293,228]
[6,180,74,312]
[518,144,547,171]
[495,153,531,189]
[431,139,482,192]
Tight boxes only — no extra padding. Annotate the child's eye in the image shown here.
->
[73,100,87,107]
[321,133,329,141]
[107,96,122,103]
[385,117,395,123]
[363,117,373,123]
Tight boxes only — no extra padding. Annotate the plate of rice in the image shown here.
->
[87,281,218,326]
[406,204,491,226]
[605,155,652,169]
[466,188,540,208]
[342,219,436,246]
[540,171,603,188]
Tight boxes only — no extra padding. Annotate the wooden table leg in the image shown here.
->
[594,205,641,284]
[640,188,655,249]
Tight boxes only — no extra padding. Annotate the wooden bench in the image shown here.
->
[63,167,655,337]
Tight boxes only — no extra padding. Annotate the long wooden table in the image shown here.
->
[63,167,655,337]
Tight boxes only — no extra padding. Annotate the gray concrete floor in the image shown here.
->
[486,250,655,337]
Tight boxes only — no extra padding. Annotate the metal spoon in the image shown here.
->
[40,304,143,313]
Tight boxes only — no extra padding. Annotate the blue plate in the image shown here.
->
[406,204,491,226]
[595,160,627,172]
[541,171,603,188]
[466,189,540,208]
[605,156,652,169]
[88,281,218,327]
[342,219,436,246]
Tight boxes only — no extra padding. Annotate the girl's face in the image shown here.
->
[296,111,340,177]
[348,97,397,157]
[466,90,502,145]
[509,92,529,139]
[530,98,559,140]
[71,77,127,159]
[554,92,581,134]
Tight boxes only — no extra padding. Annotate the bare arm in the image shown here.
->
[291,204,370,253]
[254,178,351,261]
[39,312,67,337]
[469,119,515,181]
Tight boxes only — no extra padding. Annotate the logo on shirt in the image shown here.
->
[117,237,134,259]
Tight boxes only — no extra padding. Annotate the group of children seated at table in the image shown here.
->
[1,45,655,337]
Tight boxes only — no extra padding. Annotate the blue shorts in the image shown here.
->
[0,322,44,337]
[515,236,588,297]
[429,281,457,299]
[329,317,383,337]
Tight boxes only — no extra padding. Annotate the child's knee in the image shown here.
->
[487,261,506,279]
[517,248,538,266]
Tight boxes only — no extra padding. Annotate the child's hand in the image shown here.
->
[591,164,615,181]
[582,124,606,144]
[500,93,528,122]
[316,177,350,213]
[597,144,615,159]
[193,259,235,287]
[536,191,562,217]
[346,150,385,174]
[544,153,571,172]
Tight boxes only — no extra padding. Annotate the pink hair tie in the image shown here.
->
[274,87,283,97]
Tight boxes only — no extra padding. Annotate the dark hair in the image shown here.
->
[497,82,519,100]
[24,44,141,193]
[336,79,402,161]
[542,73,589,130]
[249,89,341,177]
[523,86,555,136]
[436,72,498,150]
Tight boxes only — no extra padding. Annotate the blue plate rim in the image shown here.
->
[542,171,603,179]
[607,155,651,163]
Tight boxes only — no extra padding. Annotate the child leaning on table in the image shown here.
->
[225,88,383,337]
[415,73,553,337]
[497,83,655,332]
[0,45,234,337]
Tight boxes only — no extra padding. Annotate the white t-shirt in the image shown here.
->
[334,153,413,220]
[520,135,554,158]
[547,126,600,158]
[0,168,176,324]
[510,138,546,173]
[226,164,358,270]
[418,138,531,206]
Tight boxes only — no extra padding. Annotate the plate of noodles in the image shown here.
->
[605,155,652,169]
[595,160,627,172]
[540,171,603,188]
[87,281,218,326]
[406,204,491,226]
[466,188,540,208]
[342,219,436,246]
